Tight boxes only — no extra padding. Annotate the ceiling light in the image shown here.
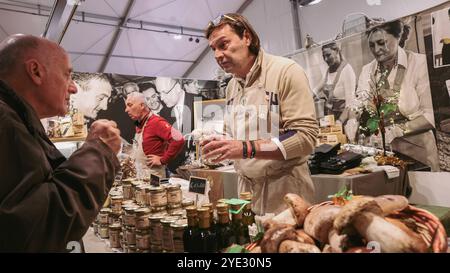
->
[173,34,182,40]
[299,0,322,7]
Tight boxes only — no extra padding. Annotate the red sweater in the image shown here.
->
[136,114,185,165]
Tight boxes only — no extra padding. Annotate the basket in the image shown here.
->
[388,205,448,253]
[308,201,448,253]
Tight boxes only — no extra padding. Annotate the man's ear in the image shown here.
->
[243,30,252,47]
[24,59,45,85]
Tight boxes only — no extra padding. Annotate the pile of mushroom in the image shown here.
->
[256,194,444,253]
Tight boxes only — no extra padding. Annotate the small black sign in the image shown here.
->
[189,176,207,195]
[150,174,161,187]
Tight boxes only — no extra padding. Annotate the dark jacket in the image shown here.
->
[0,80,119,252]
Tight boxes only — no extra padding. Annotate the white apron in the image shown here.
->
[133,115,166,179]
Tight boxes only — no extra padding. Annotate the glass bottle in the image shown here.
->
[230,203,249,245]
[183,206,200,253]
[201,203,217,235]
[215,203,234,251]
[197,207,218,253]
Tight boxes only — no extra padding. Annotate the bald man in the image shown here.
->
[0,34,121,252]
[125,92,185,178]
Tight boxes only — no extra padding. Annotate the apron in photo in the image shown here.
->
[318,61,347,119]
[133,115,166,179]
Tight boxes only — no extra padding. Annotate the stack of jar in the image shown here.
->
[94,178,194,253]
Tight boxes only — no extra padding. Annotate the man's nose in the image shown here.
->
[215,50,224,61]
[69,80,77,94]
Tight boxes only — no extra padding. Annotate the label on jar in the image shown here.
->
[136,215,150,229]
[126,228,136,245]
[162,226,173,251]
[109,230,121,248]
[167,189,182,204]
[150,191,167,207]
[98,213,109,225]
[136,233,150,250]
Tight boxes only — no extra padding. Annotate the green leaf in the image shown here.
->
[380,103,396,115]
[367,117,380,133]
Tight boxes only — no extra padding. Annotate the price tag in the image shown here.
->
[189,176,207,195]
[150,174,161,187]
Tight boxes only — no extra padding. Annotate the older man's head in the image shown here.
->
[125,91,150,121]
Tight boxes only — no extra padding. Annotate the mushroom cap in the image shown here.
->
[284,193,311,227]
[294,229,315,245]
[304,205,341,243]
[260,225,297,253]
[374,195,409,215]
[333,197,383,233]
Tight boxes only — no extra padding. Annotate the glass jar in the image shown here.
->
[111,195,123,214]
[161,217,178,252]
[136,229,150,250]
[167,184,182,205]
[122,179,133,200]
[109,223,121,248]
[171,220,187,253]
[168,203,183,216]
[98,208,111,225]
[149,215,164,246]
[99,224,109,239]
[123,206,138,227]
[150,244,163,253]
[128,244,136,253]
[93,222,99,235]
[142,186,151,206]
[108,211,121,225]
[135,208,151,230]
[131,181,143,202]
[149,186,167,207]
[126,226,136,245]
[151,205,167,214]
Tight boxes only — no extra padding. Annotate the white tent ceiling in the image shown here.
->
[0,0,249,79]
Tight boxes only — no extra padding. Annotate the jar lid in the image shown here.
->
[132,181,143,187]
[149,186,165,192]
[168,203,182,209]
[109,223,121,230]
[166,184,181,190]
[111,195,123,200]
[121,178,134,184]
[100,208,112,213]
[185,205,197,215]
[124,206,139,213]
[170,221,188,229]
[239,191,252,201]
[135,207,151,216]
[196,207,209,218]
[201,203,213,209]
[149,214,165,221]
[160,216,179,225]
[182,199,194,206]
[216,203,229,212]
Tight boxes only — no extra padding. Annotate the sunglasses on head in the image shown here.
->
[208,14,237,28]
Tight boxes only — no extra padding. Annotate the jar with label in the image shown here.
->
[131,181,143,201]
[99,224,109,239]
[108,211,121,225]
[126,226,136,245]
[150,244,163,253]
[149,215,164,246]
[109,223,121,248]
[136,229,150,250]
[135,207,151,230]
[123,206,138,227]
[171,220,187,253]
[98,208,111,225]
[122,179,133,200]
[111,195,123,214]
[161,217,178,252]
[149,186,167,207]
[167,184,182,205]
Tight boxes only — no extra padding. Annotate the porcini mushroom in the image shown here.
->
[269,193,311,227]
[260,225,297,253]
[333,197,428,253]
[304,205,341,243]
[374,195,409,215]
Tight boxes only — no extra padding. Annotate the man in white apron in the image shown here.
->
[125,92,185,179]
[201,14,318,215]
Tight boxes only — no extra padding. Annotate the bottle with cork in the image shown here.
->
[197,207,218,253]
[215,203,233,251]
[183,206,200,253]
[240,192,255,229]
[230,203,250,245]
[201,203,217,235]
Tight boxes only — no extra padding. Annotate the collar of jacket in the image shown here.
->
[134,112,151,128]
[235,49,265,88]
[0,79,42,137]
